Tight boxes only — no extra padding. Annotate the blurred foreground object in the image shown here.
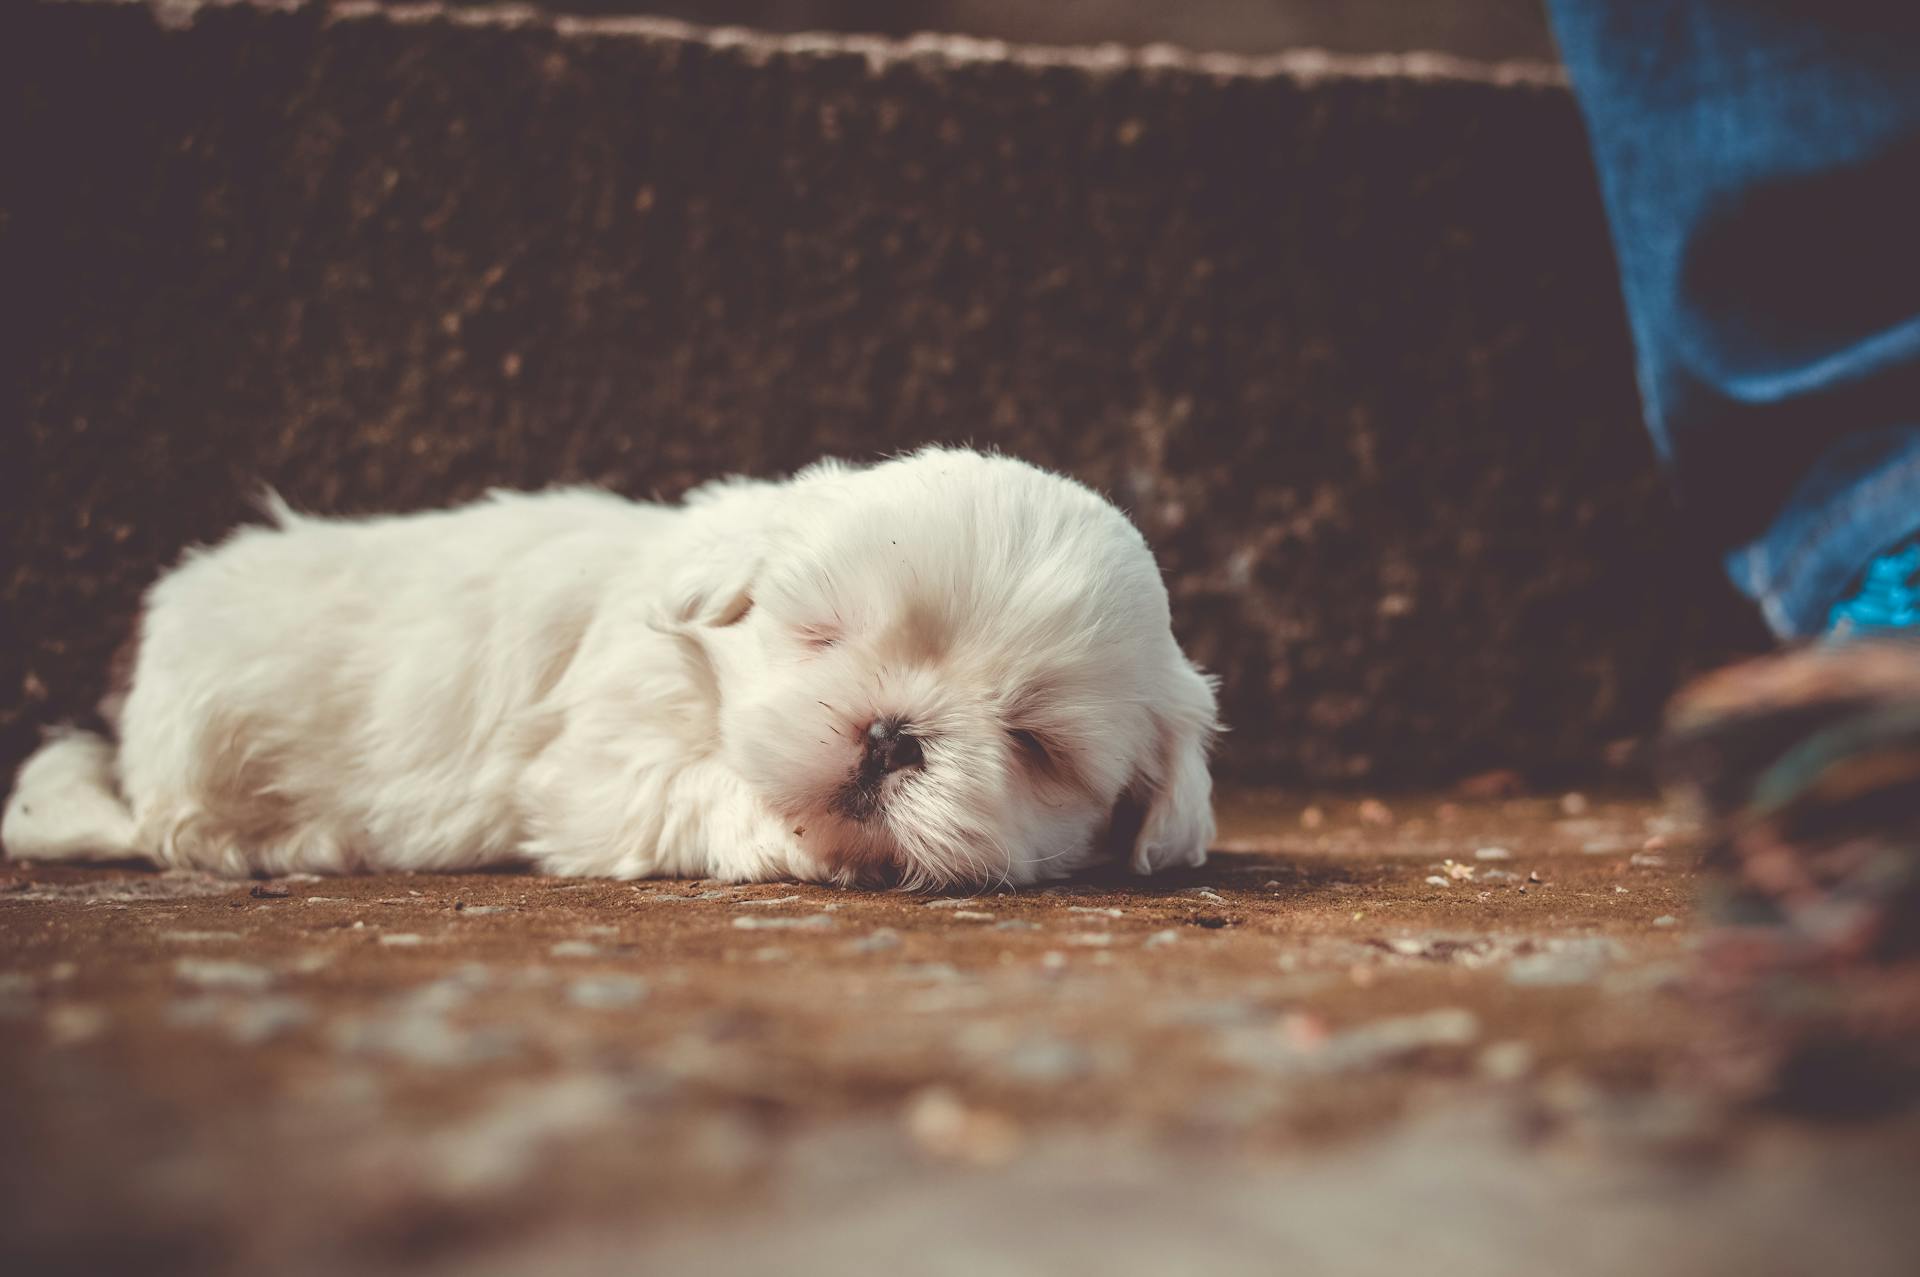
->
[1663,639,1920,1114]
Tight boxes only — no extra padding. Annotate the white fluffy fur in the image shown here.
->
[2,448,1219,889]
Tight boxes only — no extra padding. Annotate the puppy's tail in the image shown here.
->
[2,729,141,863]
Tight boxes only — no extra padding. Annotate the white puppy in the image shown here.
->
[2,448,1219,889]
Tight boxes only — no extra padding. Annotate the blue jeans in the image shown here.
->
[1545,2,1920,638]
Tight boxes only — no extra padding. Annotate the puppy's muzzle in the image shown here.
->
[830,717,924,823]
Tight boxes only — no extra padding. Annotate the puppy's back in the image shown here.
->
[112,488,669,875]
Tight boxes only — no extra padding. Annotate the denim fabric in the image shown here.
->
[1544,2,1920,637]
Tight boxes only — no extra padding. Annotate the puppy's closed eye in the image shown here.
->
[794,624,840,651]
[1008,727,1062,774]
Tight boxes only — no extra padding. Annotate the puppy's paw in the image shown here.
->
[2,730,141,863]
[697,790,823,884]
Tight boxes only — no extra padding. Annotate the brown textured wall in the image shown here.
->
[1,0,1763,790]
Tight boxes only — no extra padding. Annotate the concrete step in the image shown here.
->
[0,0,1766,787]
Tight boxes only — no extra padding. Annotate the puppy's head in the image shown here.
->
[677,448,1217,890]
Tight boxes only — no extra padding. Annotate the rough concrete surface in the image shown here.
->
[398,1,1564,63]
[3,793,1917,1275]
[3,0,1767,795]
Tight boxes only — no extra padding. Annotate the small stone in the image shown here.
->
[1186,888,1226,903]
[1559,792,1589,816]
[200,996,311,1045]
[731,915,835,931]
[1507,938,1621,988]
[1000,1035,1098,1083]
[163,997,227,1030]
[379,933,430,947]
[896,962,963,983]
[991,920,1040,933]
[1480,869,1519,882]
[249,883,291,899]
[1527,871,1544,883]
[1424,875,1450,887]
[734,895,803,907]
[1344,1010,1482,1062]
[46,1004,109,1047]
[1064,933,1113,947]
[1143,929,1181,949]
[1630,853,1668,869]
[331,1013,517,1068]
[1066,906,1124,917]
[567,975,648,1009]
[848,929,902,953]
[904,1087,1019,1164]
[455,905,514,916]
[952,911,995,921]
[1474,847,1513,861]
[1478,1040,1536,1081]
[549,941,602,958]
[1357,799,1393,825]
[922,898,983,909]
[1299,805,1326,829]
[1653,915,1678,928]
[174,958,273,991]
[1040,951,1067,970]
[1218,1008,1479,1075]
[1604,961,1687,995]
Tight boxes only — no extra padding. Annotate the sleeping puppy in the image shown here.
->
[2,448,1219,890]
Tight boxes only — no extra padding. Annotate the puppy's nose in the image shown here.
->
[863,717,924,775]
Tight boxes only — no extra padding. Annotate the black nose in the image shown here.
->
[864,717,924,775]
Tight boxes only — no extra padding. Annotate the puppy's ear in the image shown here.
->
[651,521,764,715]
[1112,657,1220,875]
[661,544,757,630]
[656,478,775,632]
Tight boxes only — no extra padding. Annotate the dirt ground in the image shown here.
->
[3,791,1917,1276]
